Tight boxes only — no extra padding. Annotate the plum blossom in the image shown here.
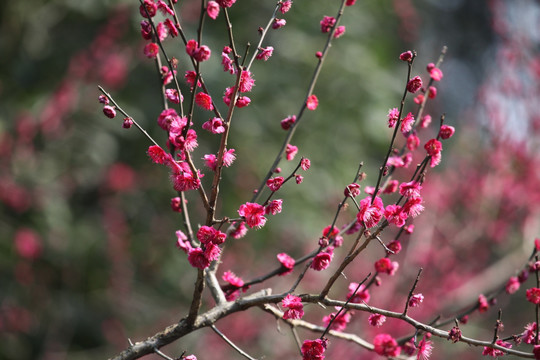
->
[368,313,386,327]
[323,307,351,331]
[286,144,298,161]
[265,199,283,215]
[238,202,267,228]
[409,293,424,308]
[277,252,295,275]
[306,95,319,110]
[407,75,423,93]
[282,294,304,320]
[357,196,384,228]
[301,338,327,360]
[387,107,399,127]
[256,46,274,61]
[373,334,401,357]
[347,282,370,303]
[207,1,220,19]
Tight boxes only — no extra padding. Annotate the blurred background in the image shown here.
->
[1,0,539,359]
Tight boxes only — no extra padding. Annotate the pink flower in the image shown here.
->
[279,0,292,13]
[139,0,157,18]
[157,108,185,131]
[286,144,298,161]
[373,334,401,357]
[428,86,437,98]
[272,18,286,29]
[375,258,396,275]
[202,117,225,134]
[156,22,168,41]
[384,204,407,227]
[194,45,212,62]
[306,95,319,110]
[281,115,296,130]
[195,92,213,110]
[266,176,284,192]
[344,183,361,197]
[387,240,402,254]
[277,252,295,275]
[171,197,182,213]
[414,94,424,104]
[407,75,423,93]
[522,323,537,344]
[239,70,255,92]
[311,249,333,271]
[238,202,267,228]
[424,138,442,156]
[357,196,384,228]
[399,180,422,197]
[223,270,244,287]
[320,16,336,33]
[387,107,399,127]
[265,199,283,215]
[186,39,198,57]
[230,221,248,239]
[402,197,424,217]
[223,148,236,167]
[188,248,210,269]
[207,1,220,19]
[505,276,520,294]
[171,166,202,192]
[236,96,251,107]
[185,70,201,88]
[122,118,133,129]
[527,288,540,304]
[203,154,217,171]
[164,18,179,37]
[140,20,152,40]
[382,180,399,194]
[301,339,327,360]
[347,282,370,303]
[427,63,443,81]
[478,294,489,313]
[409,293,424,308]
[439,125,455,139]
[216,0,236,8]
[103,105,117,118]
[482,340,511,357]
[147,145,171,165]
[417,335,433,360]
[256,46,274,61]
[176,230,191,253]
[165,89,182,104]
[399,50,413,61]
[401,112,415,134]
[301,158,311,170]
[368,313,386,327]
[420,114,432,128]
[534,345,540,360]
[323,307,351,331]
[346,0,356,5]
[333,26,346,38]
[282,294,304,320]
[157,0,174,16]
[407,133,420,151]
[295,175,304,184]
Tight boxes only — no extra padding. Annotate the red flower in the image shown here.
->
[238,202,267,228]
[526,288,540,304]
[406,75,423,93]
[373,333,401,357]
[301,339,327,360]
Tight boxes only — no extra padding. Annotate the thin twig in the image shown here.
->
[211,325,259,360]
